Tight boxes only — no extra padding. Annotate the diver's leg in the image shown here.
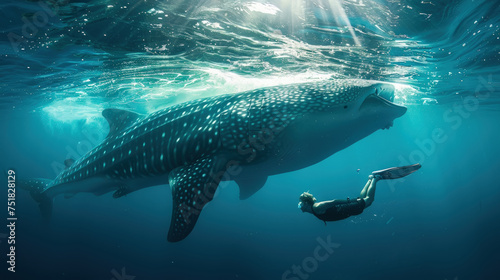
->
[359,177,372,198]
[363,175,379,208]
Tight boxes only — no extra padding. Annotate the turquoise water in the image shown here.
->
[1,0,499,279]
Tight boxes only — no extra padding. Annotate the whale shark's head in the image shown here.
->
[311,81,406,128]
[290,81,407,150]
[356,83,407,129]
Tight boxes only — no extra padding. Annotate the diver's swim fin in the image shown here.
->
[372,163,421,180]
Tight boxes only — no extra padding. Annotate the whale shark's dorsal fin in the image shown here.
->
[102,108,140,138]
[167,155,229,242]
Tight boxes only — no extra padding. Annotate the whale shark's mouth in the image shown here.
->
[376,86,395,103]
[370,84,406,110]
[359,84,407,129]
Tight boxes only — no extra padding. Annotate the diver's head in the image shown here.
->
[298,191,316,212]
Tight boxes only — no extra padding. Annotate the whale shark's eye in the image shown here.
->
[344,105,348,109]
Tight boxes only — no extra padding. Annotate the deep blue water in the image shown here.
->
[1,0,500,280]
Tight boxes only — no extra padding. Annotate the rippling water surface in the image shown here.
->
[1,0,498,116]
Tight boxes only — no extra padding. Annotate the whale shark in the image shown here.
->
[20,79,406,242]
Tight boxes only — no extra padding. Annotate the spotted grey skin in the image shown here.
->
[19,79,406,242]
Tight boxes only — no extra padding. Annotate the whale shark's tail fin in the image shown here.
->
[18,179,53,221]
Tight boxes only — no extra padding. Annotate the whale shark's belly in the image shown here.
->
[237,112,365,176]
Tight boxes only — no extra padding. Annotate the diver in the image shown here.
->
[298,164,421,223]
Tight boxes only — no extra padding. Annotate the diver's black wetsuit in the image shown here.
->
[312,198,366,222]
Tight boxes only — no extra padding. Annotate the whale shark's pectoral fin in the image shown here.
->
[234,174,268,200]
[167,156,228,242]
[102,108,140,138]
